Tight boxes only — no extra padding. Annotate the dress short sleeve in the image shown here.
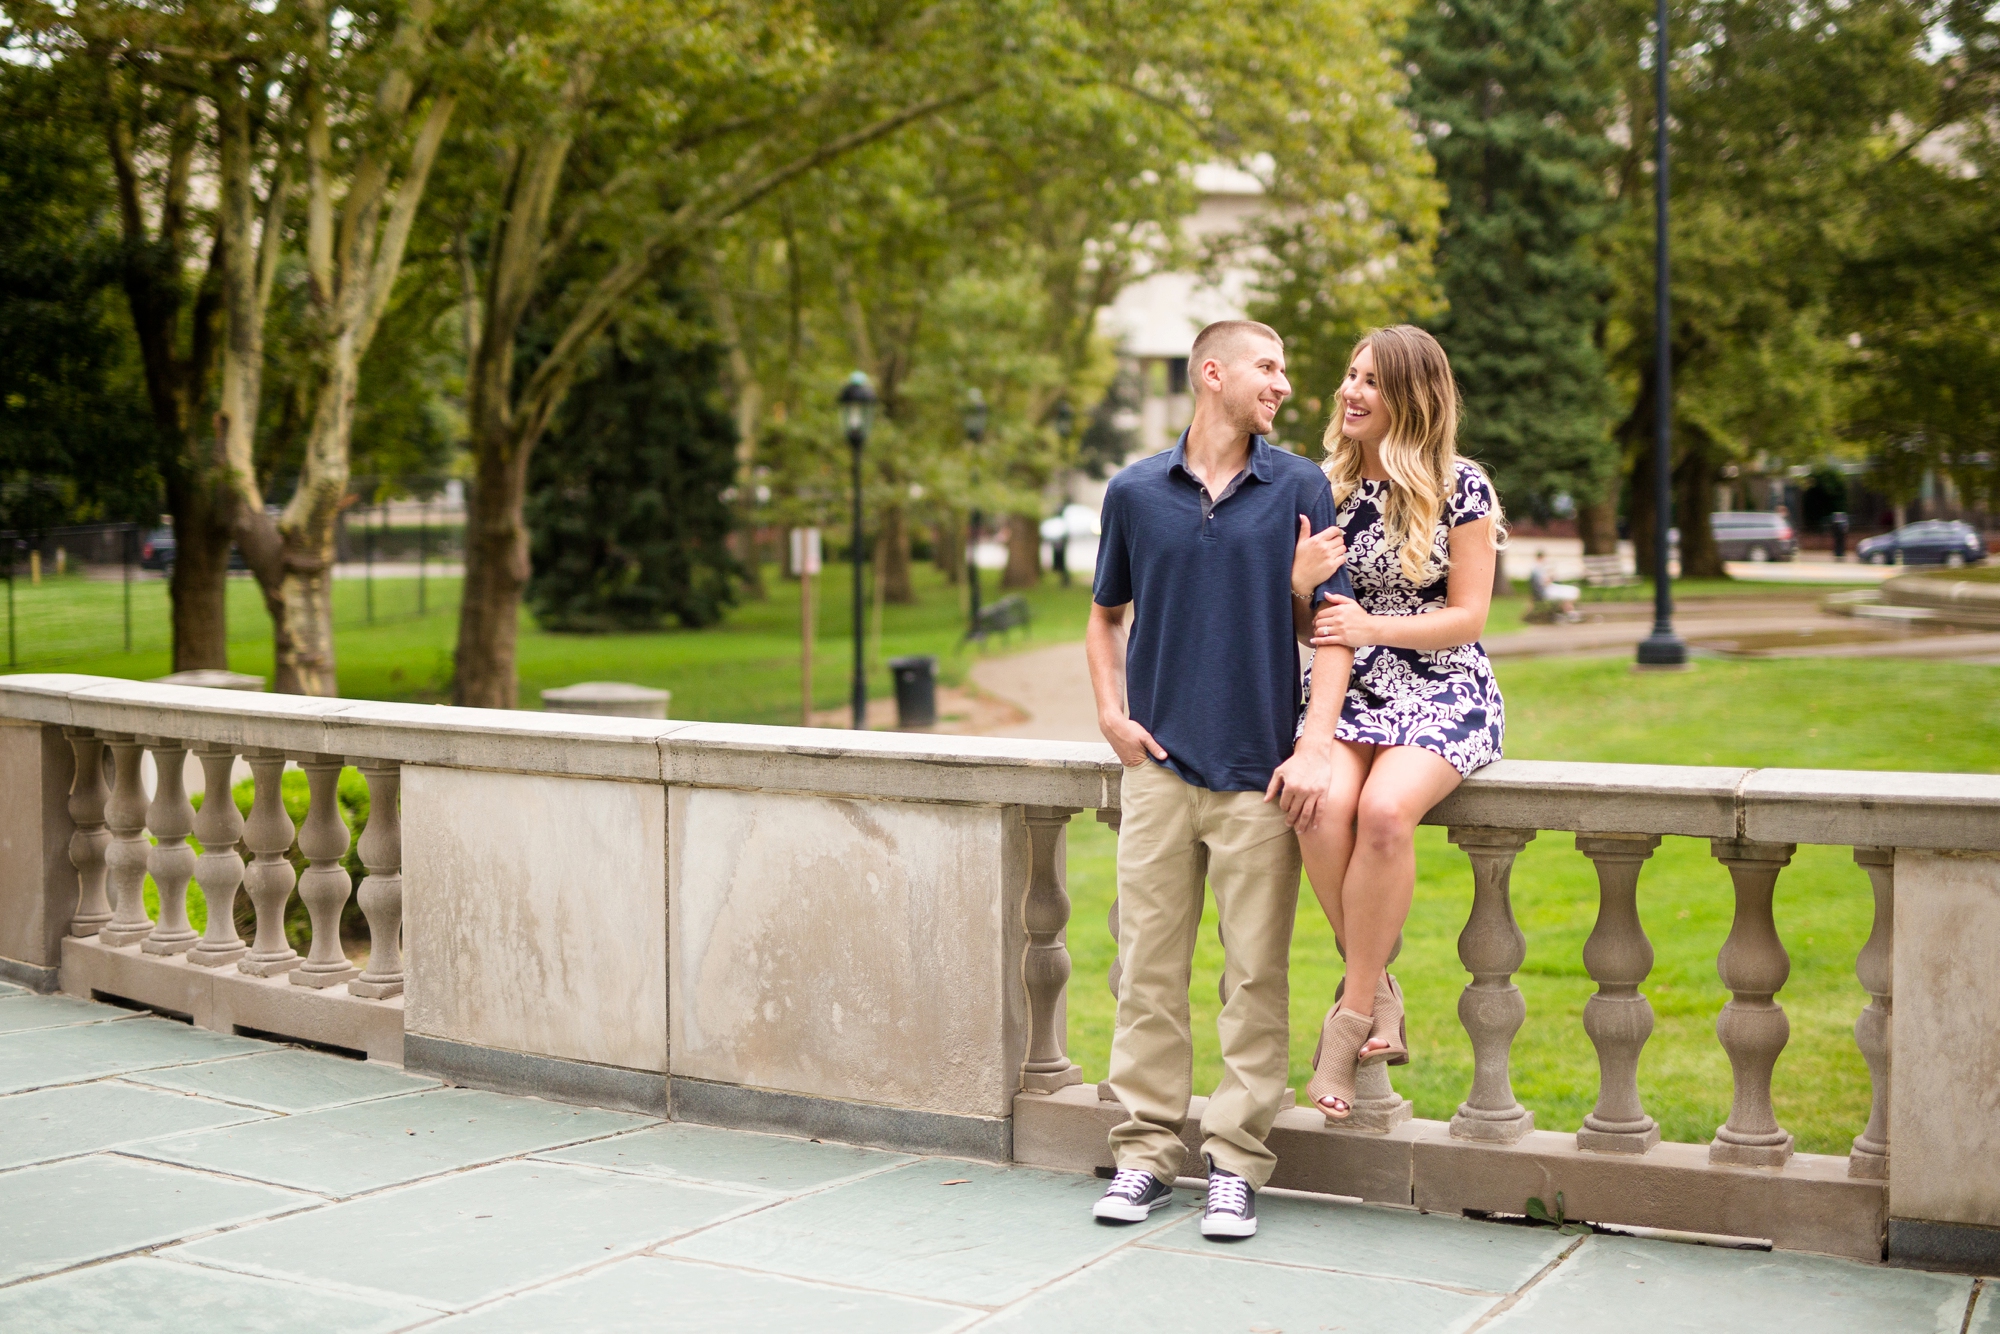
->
[1449,462,1496,528]
[1093,481,1133,605]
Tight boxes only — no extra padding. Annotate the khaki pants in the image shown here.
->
[1105,759,1301,1188]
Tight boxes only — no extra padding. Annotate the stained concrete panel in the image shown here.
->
[669,786,1028,1120]
[403,767,666,1073]
[1891,850,2000,1229]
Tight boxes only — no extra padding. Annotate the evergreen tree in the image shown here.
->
[1403,0,1618,522]
[526,322,741,632]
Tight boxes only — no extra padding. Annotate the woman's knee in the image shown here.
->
[1354,790,1418,854]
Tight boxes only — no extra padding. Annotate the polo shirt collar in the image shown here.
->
[1166,430,1277,485]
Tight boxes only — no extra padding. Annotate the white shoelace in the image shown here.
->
[1206,1173,1250,1215]
[1107,1167,1157,1201]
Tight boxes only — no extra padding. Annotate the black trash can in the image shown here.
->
[888,655,938,729]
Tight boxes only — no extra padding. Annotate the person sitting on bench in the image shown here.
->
[1527,550,1581,622]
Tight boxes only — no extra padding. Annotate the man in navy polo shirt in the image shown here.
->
[1085,319,1353,1240]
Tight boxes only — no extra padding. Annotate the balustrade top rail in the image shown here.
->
[2,674,1994,850]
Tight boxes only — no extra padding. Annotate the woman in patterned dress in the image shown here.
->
[1287,325,1507,1121]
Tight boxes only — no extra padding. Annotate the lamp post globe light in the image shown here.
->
[1636,0,1687,669]
[963,387,988,640]
[839,371,878,728]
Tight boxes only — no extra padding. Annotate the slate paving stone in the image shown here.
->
[0,1155,314,1285]
[1483,1234,1977,1334]
[429,1253,974,1333]
[127,1049,441,1113]
[1144,1193,1572,1293]
[539,1121,911,1195]
[0,1081,272,1170]
[127,1086,655,1197]
[978,1242,1495,1334]
[666,1158,1194,1308]
[0,992,141,1034]
[0,980,28,995]
[0,1017,272,1094]
[173,1160,760,1310]
[0,1257,429,1334]
[1968,1284,1998,1334]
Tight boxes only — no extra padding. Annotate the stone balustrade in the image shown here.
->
[0,674,1996,1274]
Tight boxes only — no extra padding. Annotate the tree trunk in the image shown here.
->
[932,510,963,585]
[1491,545,1512,599]
[1675,430,1727,579]
[453,444,530,709]
[1002,512,1041,590]
[877,504,914,604]
[163,472,233,671]
[1577,492,1620,555]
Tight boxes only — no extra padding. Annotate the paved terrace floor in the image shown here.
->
[1,983,1988,1334]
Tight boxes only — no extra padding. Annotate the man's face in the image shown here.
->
[1205,336,1291,436]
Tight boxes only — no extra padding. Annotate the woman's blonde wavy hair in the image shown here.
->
[1321,325,1505,585]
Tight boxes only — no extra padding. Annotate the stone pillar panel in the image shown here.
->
[669,786,1025,1121]
[0,721,78,973]
[1891,850,2000,1228]
[404,767,667,1073]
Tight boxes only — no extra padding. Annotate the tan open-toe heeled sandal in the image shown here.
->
[1358,974,1408,1067]
[1306,1007,1374,1122]
[1332,974,1410,1067]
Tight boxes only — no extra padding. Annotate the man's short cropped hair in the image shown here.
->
[1187,320,1283,395]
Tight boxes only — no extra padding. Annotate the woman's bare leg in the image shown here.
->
[1296,740,1375,943]
[1338,745,1464,1018]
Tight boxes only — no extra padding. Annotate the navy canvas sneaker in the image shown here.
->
[1093,1166,1175,1222]
[1201,1159,1257,1238]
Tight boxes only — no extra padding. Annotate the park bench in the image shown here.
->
[1581,552,1636,588]
[968,593,1032,643]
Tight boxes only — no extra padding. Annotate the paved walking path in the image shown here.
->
[0,984,1983,1332]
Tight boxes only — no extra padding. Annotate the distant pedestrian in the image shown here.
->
[1831,512,1849,561]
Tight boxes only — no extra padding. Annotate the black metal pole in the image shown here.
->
[1638,0,1687,669]
[967,493,982,640]
[418,497,428,615]
[850,433,867,729]
[122,524,133,652]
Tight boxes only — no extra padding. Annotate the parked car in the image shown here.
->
[138,527,175,572]
[1856,520,1988,567]
[1710,511,1797,562]
[137,526,250,575]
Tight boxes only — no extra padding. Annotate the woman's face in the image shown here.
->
[1337,344,1391,448]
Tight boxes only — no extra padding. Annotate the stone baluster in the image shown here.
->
[291,757,359,988]
[238,752,301,977]
[1848,846,1894,1180]
[1098,808,1123,998]
[187,747,248,967]
[1020,806,1083,1093]
[1447,826,1537,1143]
[98,736,155,947]
[349,761,405,999]
[1339,934,1414,1133]
[64,729,112,936]
[1576,834,1663,1153]
[1709,838,1796,1167]
[141,739,200,955]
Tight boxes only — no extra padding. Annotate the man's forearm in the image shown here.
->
[1084,611,1129,725]
[1298,646,1352,750]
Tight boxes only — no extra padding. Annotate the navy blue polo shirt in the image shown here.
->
[1093,432,1353,792]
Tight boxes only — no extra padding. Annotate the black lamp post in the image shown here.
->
[963,387,989,640]
[1636,0,1688,669]
[839,371,878,728]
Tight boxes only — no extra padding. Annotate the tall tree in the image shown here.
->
[1402,0,1618,540]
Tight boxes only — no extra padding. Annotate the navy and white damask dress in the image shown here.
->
[1299,459,1505,776]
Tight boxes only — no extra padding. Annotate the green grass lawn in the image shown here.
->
[28,561,1984,1155]
[1065,650,1994,1156]
[28,566,1097,720]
